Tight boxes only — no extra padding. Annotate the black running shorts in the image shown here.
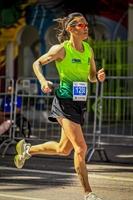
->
[48,95,87,126]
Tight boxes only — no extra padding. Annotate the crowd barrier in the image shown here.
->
[0,76,133,162]
[86,76,133,162]
[0,77,14,149]
[0,76,97,157]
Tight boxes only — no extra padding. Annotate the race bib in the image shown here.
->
[73,82,87,101]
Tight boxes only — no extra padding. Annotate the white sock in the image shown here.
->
[84,192,92,198]
[26,146,31,156]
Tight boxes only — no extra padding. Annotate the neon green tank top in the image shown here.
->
[55,40,92,99]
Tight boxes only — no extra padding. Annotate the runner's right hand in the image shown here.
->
[41,80,53,93]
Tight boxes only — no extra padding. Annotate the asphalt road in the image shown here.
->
[0,148,133,200]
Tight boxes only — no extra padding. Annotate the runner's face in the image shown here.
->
[68,17,89,40]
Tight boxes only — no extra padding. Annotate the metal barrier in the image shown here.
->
[0,77,98,156]
[86,76,133,163]
[2,76,132,162]
[0,76,14,149]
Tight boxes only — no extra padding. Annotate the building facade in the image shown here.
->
[0,0,132,90]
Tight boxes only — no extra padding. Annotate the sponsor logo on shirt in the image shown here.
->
[71,58,81,63]
[71,57,91,64]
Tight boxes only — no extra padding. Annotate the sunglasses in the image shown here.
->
[70,22,88,28]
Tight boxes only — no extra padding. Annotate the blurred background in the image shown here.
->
[0,0,133,161]
[0,0,133,86]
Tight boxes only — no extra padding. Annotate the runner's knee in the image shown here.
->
[57,145,72,156]
[75,142,87,156]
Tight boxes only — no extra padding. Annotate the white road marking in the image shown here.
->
[0,166,133,182]
[0,193,46,200]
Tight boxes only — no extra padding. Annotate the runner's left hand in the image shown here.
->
[97,68,106,82]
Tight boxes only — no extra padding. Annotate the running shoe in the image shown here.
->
[84,193,102,200]
[14,139,31,168]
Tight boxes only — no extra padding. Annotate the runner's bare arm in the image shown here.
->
[88,48,97,83]
[88,48,106,82]
[33,44,65,92]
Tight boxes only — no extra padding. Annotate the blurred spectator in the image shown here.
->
[0,85,22,122]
